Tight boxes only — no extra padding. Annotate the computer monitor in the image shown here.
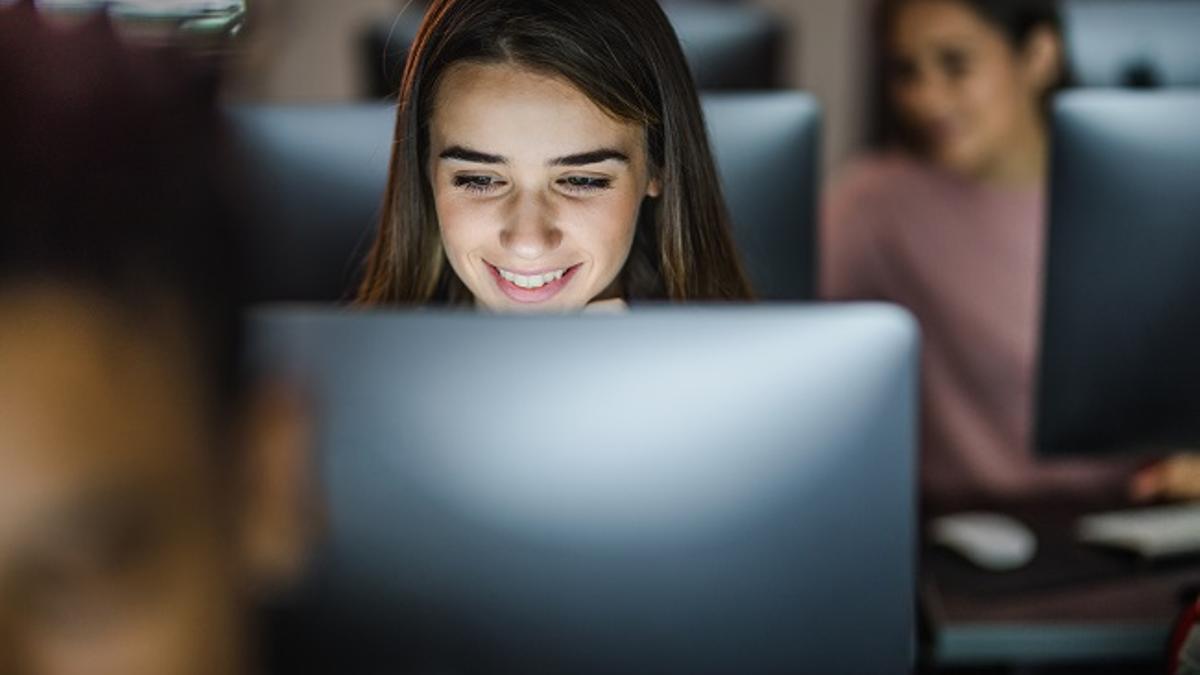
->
[704,93,820,300]
[661,1,785,90]
[363,2,785,98]
[252,305,918,674]
[1036,91,1200,457]
[1063,0,1200,88]
[227,105,392,303]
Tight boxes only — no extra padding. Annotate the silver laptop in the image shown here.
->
[251,304,918,674]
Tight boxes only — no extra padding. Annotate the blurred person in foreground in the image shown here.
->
[821,0,1200,510]
[0,2,311,674]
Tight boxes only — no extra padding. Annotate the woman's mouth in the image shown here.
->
[487,261,582,303]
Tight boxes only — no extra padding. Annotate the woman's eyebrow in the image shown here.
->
[549,149,630,166]
[439,145,506,164]
[26,480,163,550]
[438,146,630,166]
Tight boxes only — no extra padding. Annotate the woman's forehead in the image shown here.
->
[890,0,1002,50]
[429,62,646,162]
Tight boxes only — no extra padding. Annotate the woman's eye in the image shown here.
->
[888,58,918,85]
[939,50,971,79]
[558,176,612,193]
[453,175,504,193]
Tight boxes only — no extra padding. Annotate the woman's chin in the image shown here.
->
[475,293,588,313]
[928,139,991,178]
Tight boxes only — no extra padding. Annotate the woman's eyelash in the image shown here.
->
[558,176,612,192]
[452,175,613,194]
[453,175,503,193]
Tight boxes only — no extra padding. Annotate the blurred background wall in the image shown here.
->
[227,0,875,173]
[756,0,874,173]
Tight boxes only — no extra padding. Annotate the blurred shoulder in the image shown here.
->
[827,151,934,205]
[823,152,936,240]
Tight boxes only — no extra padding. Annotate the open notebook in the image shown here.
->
[1078,503,1200,559]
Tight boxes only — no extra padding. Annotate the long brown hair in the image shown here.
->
[357,0,753,304]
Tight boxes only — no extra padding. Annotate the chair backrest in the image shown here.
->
[363,2,786,98]
[226,92,820,303]
[1063,0,1200,88]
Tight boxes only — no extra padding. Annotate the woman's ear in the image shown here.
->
[1022,25,1064,95]
[647,176,662,198]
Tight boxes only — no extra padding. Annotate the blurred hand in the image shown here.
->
[583,298,629,313]
[1130,453,1200,503]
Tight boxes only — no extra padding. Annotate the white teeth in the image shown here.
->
[497,266,567,289]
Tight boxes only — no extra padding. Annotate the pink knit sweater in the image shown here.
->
[821,153,1140,507]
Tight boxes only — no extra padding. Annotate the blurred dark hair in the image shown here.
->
[891,0,1063,48]
[0,1,247,417]
[868,0,1068,148]
[357,0,753,304]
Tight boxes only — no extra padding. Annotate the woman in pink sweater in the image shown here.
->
[821,0,1200,508]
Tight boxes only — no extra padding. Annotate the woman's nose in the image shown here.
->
[897,71,954,121]
[500,192,563,259]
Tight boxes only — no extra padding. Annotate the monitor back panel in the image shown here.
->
[1064,0,1200,88]
[252,306,917,674]
[1038,91,1200,456]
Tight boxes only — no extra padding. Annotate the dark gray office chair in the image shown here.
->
[363,2,785,98]
[1063,0,1200,88]
[226,92,819,303]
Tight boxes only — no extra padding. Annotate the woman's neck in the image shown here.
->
[975,114,1049,190]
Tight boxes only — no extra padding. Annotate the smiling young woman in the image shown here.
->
[356,0,753,312]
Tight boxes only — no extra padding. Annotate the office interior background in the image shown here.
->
[224,2,1200,670]
[227,0,871,172]
[4,0,1200,674]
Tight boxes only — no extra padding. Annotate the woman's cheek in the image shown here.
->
[437,196,491,258]
[585,191,644,283]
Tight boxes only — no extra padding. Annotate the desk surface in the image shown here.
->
[922,503,1200,667]
[925,565,1198,665]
